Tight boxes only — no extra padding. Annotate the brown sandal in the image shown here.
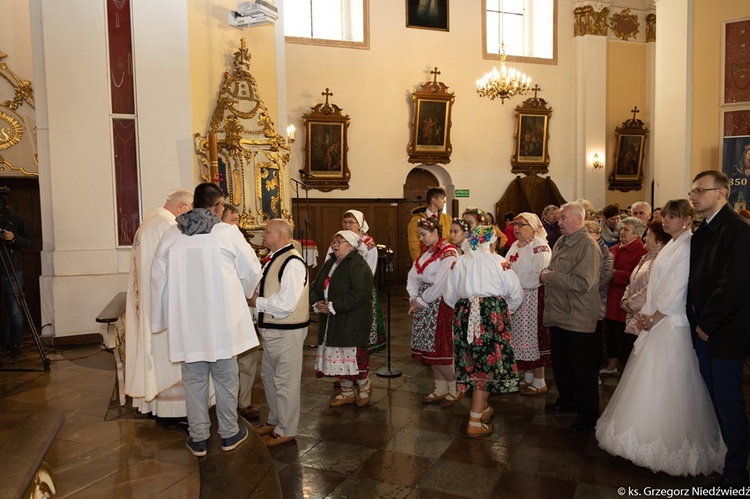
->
[520,384,548,396]
[422,392,448,404]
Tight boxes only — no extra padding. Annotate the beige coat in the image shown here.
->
[543,226,601,333]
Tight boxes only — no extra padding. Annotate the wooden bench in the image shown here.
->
[96,291,127,405]
[0,409,65,499]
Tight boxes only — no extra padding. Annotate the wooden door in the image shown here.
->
[397,168,440,292]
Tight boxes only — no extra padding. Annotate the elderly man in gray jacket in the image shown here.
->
[540,201,602,433]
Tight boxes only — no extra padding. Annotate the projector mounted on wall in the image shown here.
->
[228,0,279,28]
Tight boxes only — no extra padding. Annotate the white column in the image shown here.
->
[573,5,608,208]
[653,0,693,203]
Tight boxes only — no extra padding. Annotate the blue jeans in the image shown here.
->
[1,272,24,348]
[181,357,239,442]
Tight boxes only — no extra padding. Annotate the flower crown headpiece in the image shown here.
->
[462,206,486,224]
[451,217,470,232]
[417,217,440,232]
[465,225,496,251]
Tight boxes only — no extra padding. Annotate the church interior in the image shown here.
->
[1,0,749,497]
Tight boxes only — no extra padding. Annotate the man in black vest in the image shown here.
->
[688,170,750,487]
[249,219,309,447]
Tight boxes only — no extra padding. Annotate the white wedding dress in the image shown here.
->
[595,230,726,476]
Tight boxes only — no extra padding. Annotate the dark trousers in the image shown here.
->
[550,326,599,426]
[604,318,637,368]
[0,272,24,348]
[694,338,749,485]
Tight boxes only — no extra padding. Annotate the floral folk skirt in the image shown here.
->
[453,296,519,394]
[411,283,454,365]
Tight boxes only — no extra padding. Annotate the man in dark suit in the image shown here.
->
[688,170,750,487]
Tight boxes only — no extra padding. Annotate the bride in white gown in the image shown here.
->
[596,199,726,476]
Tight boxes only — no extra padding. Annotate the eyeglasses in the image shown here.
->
[688,187,721,196]
[511,222,530,227]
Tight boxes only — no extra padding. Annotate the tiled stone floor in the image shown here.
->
[0,295,745,498]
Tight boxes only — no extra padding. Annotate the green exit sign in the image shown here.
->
[455,189,470,198]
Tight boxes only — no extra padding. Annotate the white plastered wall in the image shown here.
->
[32,0,194,337]
[283,0,578,210]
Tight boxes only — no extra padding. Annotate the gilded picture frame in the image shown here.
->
[511,91,552,174]
[408,70,454,165]
[302,90,351,192]
[609,112,649,192]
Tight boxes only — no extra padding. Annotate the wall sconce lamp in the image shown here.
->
[286,124,296,144]
[592,153,603,169]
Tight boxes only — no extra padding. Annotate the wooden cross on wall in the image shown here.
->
[322,88,333,106]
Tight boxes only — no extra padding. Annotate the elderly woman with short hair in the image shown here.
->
[311,230,374,407]
[601,217,647,375]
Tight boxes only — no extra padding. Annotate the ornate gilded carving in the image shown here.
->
[0,52,35,111]
[0,51,38,177]
[194,38,292,237]
[574,5,610,37]
[0,110,22,150]
[646,13,656,43]
[610,9,640,41]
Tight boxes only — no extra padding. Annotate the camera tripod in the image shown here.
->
[0,234,50,371]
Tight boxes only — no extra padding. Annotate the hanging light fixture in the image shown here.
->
[476,1,532,104]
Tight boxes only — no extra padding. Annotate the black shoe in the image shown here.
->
[569,421,595,433]
[10,345,20,358]
[545,402,576,413]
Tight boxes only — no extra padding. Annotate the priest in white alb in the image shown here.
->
[124,188,192,417]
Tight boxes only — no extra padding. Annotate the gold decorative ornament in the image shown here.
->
[574,5,610,37]
[194,38,292,238]
[0,52,35,111]
[0,110,23,150]
[646,14,656,43]
[610,9,640,41]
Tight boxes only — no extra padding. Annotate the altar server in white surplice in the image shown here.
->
[151,183,262,456]
[124,188,192,417]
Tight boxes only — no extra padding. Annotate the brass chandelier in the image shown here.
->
[476,1,532,104]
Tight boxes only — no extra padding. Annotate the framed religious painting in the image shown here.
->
[721,108,750,210]
[408,67,454,165]
[723,19,750,105]
[511,87,552,174]
[609,107,649,192]
[301,88,351,192]
[406,0,449,32]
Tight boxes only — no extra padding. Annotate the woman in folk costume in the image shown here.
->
[327,210,386,352]
[505,212,552,396]
[312,230,374,407]
[407,217,461,406]
[449,218,470,254]
[596,199,726,476]
[444,226,523,437]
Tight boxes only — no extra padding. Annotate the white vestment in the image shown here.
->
[124,207,186,416]
[151,223,261,363]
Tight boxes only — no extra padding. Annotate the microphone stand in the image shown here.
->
[377,227,401,378]
[290,177,308,240]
